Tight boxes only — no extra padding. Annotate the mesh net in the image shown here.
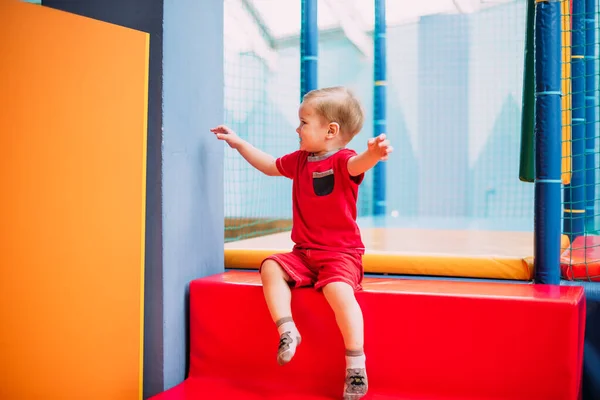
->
[223,0,299,241]
[223,0,534,243]
[559,0,600,281]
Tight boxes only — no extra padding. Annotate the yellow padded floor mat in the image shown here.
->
[224,228,535,281]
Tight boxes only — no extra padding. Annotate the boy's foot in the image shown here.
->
[343,349,368,399]
[343,368,368,399]
[276,317,301,365]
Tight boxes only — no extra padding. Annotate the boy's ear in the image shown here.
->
[327,122,340,138]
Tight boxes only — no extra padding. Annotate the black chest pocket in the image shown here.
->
[312,168,335,196]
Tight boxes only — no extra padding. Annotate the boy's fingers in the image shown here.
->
[211,125,230,134]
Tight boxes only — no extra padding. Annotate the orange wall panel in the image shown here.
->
[0,1,148,399]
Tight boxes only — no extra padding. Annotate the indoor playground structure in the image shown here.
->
[1,0,600,399]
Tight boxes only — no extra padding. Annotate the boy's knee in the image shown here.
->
[322,281,358,307]
[260,259,289,281]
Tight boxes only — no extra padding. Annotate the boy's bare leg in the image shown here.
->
[323,282,368,399]
[260,259,301,365]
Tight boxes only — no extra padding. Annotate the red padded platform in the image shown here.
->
[150,271,585,400]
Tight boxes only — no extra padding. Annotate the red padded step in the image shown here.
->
[150,271,585,400]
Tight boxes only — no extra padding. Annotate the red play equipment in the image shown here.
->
[561,235,600,282]
[150,271,585,399]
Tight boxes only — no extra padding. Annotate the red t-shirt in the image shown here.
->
[276,148,365,254]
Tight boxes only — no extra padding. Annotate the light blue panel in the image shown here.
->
[467,2,533,225]
[162,0,224,390]
[469,95,533,222]
[223,2,533,232]
[383,93,419,217]
[223,52,297,221]
[318,34,375,216]
[418,15,470,217]
[384,23,420,218]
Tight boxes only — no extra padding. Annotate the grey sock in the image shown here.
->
[275,317,301,365]
[343,367,368,399]
[344,349,368,399]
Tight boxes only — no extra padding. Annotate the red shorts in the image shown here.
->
[260,248,364,291]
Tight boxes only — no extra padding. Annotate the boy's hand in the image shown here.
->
[367,133,393,161]
[347,133,393,176]
[211,125,242,149]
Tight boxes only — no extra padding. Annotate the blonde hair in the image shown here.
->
[302,86,365,141]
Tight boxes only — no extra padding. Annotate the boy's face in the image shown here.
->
[296,102,330,153]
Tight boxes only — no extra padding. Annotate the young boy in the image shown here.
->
[211,86,392,399]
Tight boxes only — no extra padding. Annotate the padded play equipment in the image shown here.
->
[225,228,536,281]
[561,235,600,281]
[226,232,573,282]
[0,1,148,398]
[150,271,585,400]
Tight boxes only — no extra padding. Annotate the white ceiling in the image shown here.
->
[224,0,517,61]
[230,0,517,39]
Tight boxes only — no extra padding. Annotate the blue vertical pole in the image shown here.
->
[373,0,387,216]
[534,0,562,285]
[300,0,317,100]
[584,0,596,229]
[564,0,586,242]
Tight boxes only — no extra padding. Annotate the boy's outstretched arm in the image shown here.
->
[211,125,281,177]
[347,133,393,177]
